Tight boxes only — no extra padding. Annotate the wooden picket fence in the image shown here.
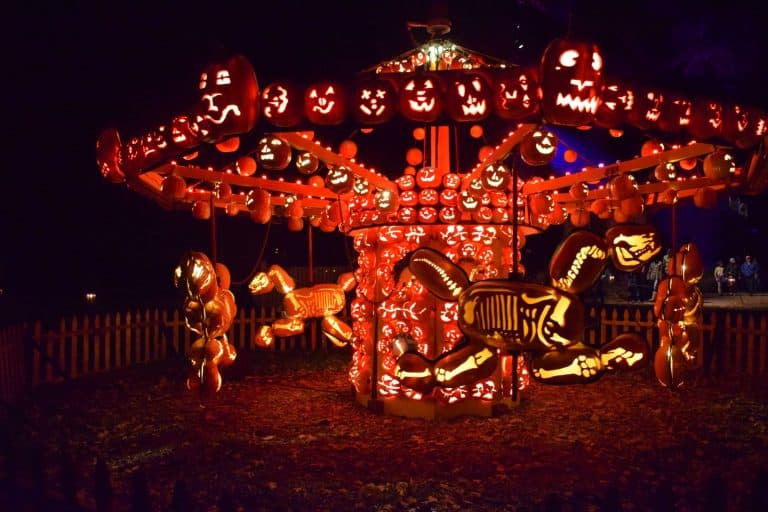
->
[1,302,767,404]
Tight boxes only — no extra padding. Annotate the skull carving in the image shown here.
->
[540,38,603,126]
[261,81,304,128]
[493,67,540,121]
[399,73,442,123]
[197,55,259,142]
[352,78,397,125]
[444,71,491,122]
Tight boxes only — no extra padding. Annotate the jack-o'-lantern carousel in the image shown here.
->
[96,20,768,419]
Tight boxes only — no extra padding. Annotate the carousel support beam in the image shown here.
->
[523,142,717,195]
[278,131,397,193]
[463,124,537,189]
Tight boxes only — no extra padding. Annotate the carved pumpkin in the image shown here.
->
[595,81,636,128]
[722,104,767,149]
[170,115,200,149]
[174,251,219,302]
[657,94,693,134]
[689,99,724,140]
[295,151,319,174]
[325,166,353,193]
[197,55,259,143]
[549,230,609,294]
[520,128,558,166]
[481,163,510,191]
[246,189,272,224]
[539,38,603,126]
[673,243,703,286]
[256,136,292,171]
[605,224,662,272]
[95,128,126,183]
[493,67,540,120]
[702,150,735,180]
[627,88,665,130]
[304,82,347,125]
[399,73,442,123]
[444,71,491,122]
[415,167,439,188]
[352,77,397,125]
[261,80,304,127]
[161,175,187,200]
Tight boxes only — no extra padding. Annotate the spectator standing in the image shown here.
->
[647,258,663,301]
[741,255,759,295]
[726,257,740,294]
[662,249,672,277]
[713,261,725,296]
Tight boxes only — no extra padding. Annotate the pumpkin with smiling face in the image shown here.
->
[627,88,665,130]
[352,77,397,125]
[481,163,510,191]
[444,71,491,122]
[305,82,347,125]
[261,80,304,128]
[539,38,603,126]
[493,67,540,121]
[520,128,558,166]
[197,55,259,143]
[594,80,636,129]
[688,99,724,140]
[399,73,442,123]
[325,165,354,193]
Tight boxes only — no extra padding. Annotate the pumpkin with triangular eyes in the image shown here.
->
[197,55,259,142]
[520,128,558,166]
[493,67,540,121]
[481,163,510,191]
[540,38,603,126]
[399,73,442,123]
[256,136,292,171]
[352,77,397,125]
[444,71,491,122]
[261,80,304,128]
[689,99,724,140]
[325,165,354,193]
[627,87,665,130]
[722,104,767,149]
[594,80,636,128]
[305,82,347,125]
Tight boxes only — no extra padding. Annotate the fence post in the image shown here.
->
[130,467,151,512]
[83,314,90,377]
[94,457,113,512]
[33,321,42,386]
[114,313,122,370]
[94,314,102,373]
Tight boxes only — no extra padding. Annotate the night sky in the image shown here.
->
[3,1,768,321]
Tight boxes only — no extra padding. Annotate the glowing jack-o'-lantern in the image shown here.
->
[481,163,510,191]
[170,115,200,149]
[246,189,272,224]
[594,81,635,128]
[174,251,219,302]
[493,67,540,120]
[540,38,603,126]
[722,104,767,149]
[197,55,259,143]
[95,128,126,183]
[444,71,491,122]
[295,151,319,174]
[261,81,304,128]
[399,74,442,123]
[325,166,353,193]
[605,224,662,272]
[352,78,397,125]
[256,136,292,171]
[689,100,724,140]
[628,88,665,130]
[415,167,439,188]
[520,128,558,166]
[657,94,693,134]
[305,82,347,125]
[374,189,399,212]
[703,150,736,180]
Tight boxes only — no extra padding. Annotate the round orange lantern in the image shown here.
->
[563,149,578,163]
[640,140,664,157]
[693,187,717,208]
[406,148,423,166]
[570,208,590,227]
[192,199,211,220]
[246,189,272,224]
[339,140,358,159]
[236,156,257,176]
[608,174,638,200]
[703,150,735,180]
[161,175,187,200]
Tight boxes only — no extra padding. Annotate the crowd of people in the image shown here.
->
[714,254,761,295]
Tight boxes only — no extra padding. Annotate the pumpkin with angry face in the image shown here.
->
[399,73,442,123]
[539,38,603,126]
[305,82,347,125]
[444,71,491,122]
[197,55,259,143]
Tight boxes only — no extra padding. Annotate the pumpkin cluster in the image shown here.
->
[174,251,237,397]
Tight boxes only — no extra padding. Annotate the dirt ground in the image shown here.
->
[3,349,768,512]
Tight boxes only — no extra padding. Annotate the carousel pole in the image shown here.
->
[308,222,318,350]
[209,187,218,266]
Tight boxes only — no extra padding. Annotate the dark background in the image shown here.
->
[3,1,767,321]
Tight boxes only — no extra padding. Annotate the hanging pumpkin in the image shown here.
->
[520,128,558,166]
[539,38,603,126]
[95,128,126,183]
[325,166,354,193]
[693,187,717,208]
[197,55,259,143]
[493,66,540,120]
[443,70,491,122]
[608,174,638,200]
[480,163,510,191]
[654,162,677,181]
[722,104,767,149]
[161,175,187,200]
[549,230,609,294]
[192,200,211,220]
[175,251,219,302]
[594,81,636,128]
[605,224,662,272]
[627,88,665,130]
[295,151,319,174]
[673,243,704,286]
[657,94,693,134]
[304,82,347,125]
[689,99,724,140]
[352,77,398,125]
[261,80,304,127]
[570,208,590,228]
[399,73,442,123]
